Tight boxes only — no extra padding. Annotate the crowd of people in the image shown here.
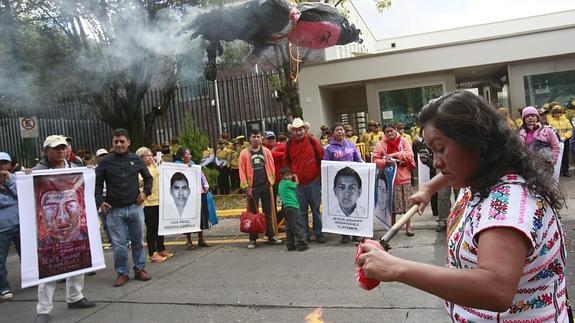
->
[0,90,573,322]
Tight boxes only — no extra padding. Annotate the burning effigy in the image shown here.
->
[179,0,363,81]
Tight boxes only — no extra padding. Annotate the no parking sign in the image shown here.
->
[19,117,39,139]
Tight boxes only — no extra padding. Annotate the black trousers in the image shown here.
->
[230,168,240,191]
[247,183,274,241]
[217,166,230,194]
[144,206,165,256]
[561,138,570,175]
[429,167,439,216]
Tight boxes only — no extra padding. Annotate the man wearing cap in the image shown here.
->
[285,118,326,243]
[263,131,286,222]
[32,136,95,323]
[95,128,153,287]
[0,152,20,302]
[548,105,573,177]
[359,120,383,161]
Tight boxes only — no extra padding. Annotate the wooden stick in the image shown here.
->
[380,204,419,251]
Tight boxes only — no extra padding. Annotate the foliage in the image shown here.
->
[178,113,210,164]
[202,167,219,193]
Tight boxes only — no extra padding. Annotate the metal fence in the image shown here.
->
[0,71,287,162]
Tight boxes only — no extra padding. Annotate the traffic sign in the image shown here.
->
[19,117,39,139]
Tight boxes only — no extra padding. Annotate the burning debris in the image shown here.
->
[305,307,325,323]
[179,0,363,81]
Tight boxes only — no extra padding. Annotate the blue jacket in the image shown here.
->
[0,176,19,232]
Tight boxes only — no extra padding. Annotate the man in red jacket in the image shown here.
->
[285,118,326,243]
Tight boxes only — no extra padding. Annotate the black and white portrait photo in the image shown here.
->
[159,163,202,235]
[321,161,376,238]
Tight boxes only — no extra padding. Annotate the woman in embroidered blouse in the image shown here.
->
[357,90,568,322]
[371,123,416,236]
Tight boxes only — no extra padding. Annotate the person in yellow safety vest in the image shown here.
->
[548,105,573,177]
[359,120,383,161]
[319,124,330,146]
[215,139,233,194]
[395,122,413,143]
[229,141,241,191]
[410,123,422,143]
[515,107,524,128]
[235,135,249,150]
[344,124,358,143]
[497,107,518,130]
[220,132,233,149]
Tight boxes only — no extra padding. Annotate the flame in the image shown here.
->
[304,307,324,323]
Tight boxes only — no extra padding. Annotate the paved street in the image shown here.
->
[2,176,575,323]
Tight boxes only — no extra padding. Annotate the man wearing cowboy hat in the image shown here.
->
[359,120,383,161]
[548,105,573,176]
[285,118,326,243]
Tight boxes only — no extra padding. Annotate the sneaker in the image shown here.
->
[67,297,96,309]
[267,237,283,245]
[287,245,297,251]
[148,252,167,263]
[113,274,130,287]
[0,290,13,300]
[34,314,49,323]
[134,269,151,281]
[340,235,350,243]
[158,250,174,258]
[317,236,326,244]
[247,240,256,249]
[103,244,112,250]
[297,244,309,252]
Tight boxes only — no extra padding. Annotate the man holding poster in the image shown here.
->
[95,129,153,288]
[32,135,95,323]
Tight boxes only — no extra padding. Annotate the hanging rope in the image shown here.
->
[289,42,302,83]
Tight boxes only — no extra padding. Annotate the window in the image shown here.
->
[378,85,443,129]
[524,70,575,107]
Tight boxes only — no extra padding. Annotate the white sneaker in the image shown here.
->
[247,241,256,249]
[0,290,13,300]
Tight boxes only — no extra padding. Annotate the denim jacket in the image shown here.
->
[0,176,19,232]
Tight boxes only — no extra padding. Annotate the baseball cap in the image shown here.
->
[96,148,109,157]
[0,152,11,162]
[264,131,276,139]
[43,135,69,148]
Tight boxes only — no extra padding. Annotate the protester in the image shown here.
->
[357,90,568,322]
[136,147,173,263]
[323,122,363,243]
[263,131,286,223]
[173,147,212,249]
[285,118,326,243]
[33,135,95,323]
[344,124,358,144]
[515,106,524,127]
[0,152,20,301]
[65,137,85,167]
[517,106,560,174]
[278,167,308,251]
[215,139,232,194]
[319,124,330,146]
[229,141,241,191]
[548,105,573,177]
[371,123,415,236]
[95,129,153,287]
[239,129,282,248]
[497,106,519,130]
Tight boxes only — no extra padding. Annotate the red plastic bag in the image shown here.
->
[240,210,267,234]
[355,239,382,290]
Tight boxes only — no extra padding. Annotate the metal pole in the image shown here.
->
[213,80,222,135]
[255,64,266,132]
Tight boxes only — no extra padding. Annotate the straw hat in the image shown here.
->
[287,118,311,132]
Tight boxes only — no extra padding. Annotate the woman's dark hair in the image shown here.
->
[331,122,344,133]
[173,147,189,162]
[418,90,564,210]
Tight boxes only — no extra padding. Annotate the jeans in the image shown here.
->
[107,204,146,275]
[297,178,323,239]
[0,225,20,294]
[37,275,84,314]
[284,207,307,247]
[247,183,274,241]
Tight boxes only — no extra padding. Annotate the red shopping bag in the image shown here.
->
[240,198,267,234]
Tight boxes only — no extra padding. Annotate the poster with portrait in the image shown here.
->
[16,168,105,288]
[158,163,202,235]
[321,161,376,237]
[373,165,396,230]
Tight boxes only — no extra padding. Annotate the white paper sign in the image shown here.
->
[16,168,105,288]
[381,110,394,120]
[158,163,202,235]
[321,161,376,237]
